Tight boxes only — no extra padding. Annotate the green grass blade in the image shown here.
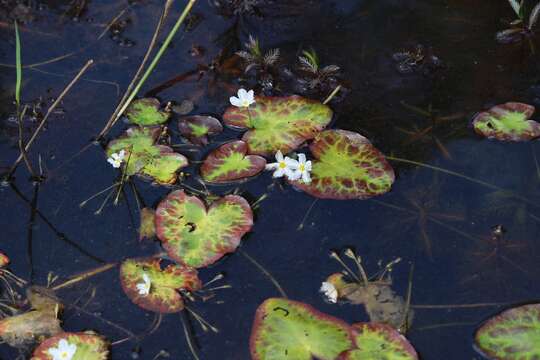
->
[116,0,197,119]
[14,20,22,109]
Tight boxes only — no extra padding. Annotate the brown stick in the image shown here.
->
[5,59,94,180]
[51,262,117,291]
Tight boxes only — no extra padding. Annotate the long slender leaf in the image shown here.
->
[529,2,540,29]
[14,20,21,109]
[508,0,522,18]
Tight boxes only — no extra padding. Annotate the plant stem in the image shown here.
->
[98,0,197,138]
[5,59,94,180]
[14,20,21,109]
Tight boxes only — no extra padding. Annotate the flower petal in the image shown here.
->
[230,96,242,107]
[275,150,284,162]
[265,162,279,170]
[273,168,285,178]
[284,157,299,168]
[238,88,248,99]
[297,153,306,164]
[304,160,312,171]
[246,89,255,102]
[302,171,311,184]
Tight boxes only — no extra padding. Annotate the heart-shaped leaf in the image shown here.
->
[178,115,223,146]
[474,303,540,359]
[126,98,169,126]
[223,95,333,156]
[201,141,266,183]
[291,130,395,200]
[155,190,253,268]
[339,323,418,360]
[106,127,188,185]
[250,298,354,360]
[472,102,540,141]
[32,332,109,360]
[120,258,201,313]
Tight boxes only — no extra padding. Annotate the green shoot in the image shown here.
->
[14,20,21,110]
[115,0,197,123]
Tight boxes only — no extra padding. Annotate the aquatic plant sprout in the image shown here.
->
[136,273,151,296]
[265,150,298,179]
[320,282,338,303]
[47,339,77,360]
[229,88,255,108]
[106,150,125,168]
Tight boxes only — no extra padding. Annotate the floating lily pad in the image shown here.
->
[474,303,540,359]
[201,141,266,183]
[0,251,9,267]
[126,98,170,126]
[106,127,188,185]
[178,115,223,146]
[472,102,540,141]
[250,298,354,360]
[290,130,395,200]
[32,332,109,360]
[120,258,201,313]
[223,95,333,156]
[339,323,418,360]
[155,190,253,268]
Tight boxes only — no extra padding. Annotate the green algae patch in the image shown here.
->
[474,303,540,359]
[178,115,223,146]
[106,127,188,185]
[339,323,418,360]
[126,98,169,126]
[32,332,109,360]
[223,95,332,156]
[119,257,201,313]
[201,140,266,183]
[155,190,253,268]
[291,130,395,200]
[250,298,354,360]
[472,102,540,141]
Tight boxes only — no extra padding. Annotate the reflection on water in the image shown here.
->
[1,0,540,358]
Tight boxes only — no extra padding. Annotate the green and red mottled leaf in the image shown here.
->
[250,298,354,360]
[106,127,188,185]
[339,323,418,360]
[201,141,266,183]
[474,303,540,359]
[472,102,540,141]
[32,332,109,360]
[120,258,201,313]
[155,190,253,268]
[139,208,155,241]
[223,95,333,156]
[126,98,169,126]
[178,115,223,146]
[0,251,9,267]
[290,130,395,200]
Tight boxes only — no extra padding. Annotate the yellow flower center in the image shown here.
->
[241,100,250,107]
[61,352,69,359]
[299,164,305,172]
[279,162,286,169]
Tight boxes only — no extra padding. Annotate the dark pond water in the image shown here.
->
[2,0,540,358]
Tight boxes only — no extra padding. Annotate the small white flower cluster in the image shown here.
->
[266,151,312,183]
[107,149,126,168]
[136,273,151,296]
[47,339,77,360]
